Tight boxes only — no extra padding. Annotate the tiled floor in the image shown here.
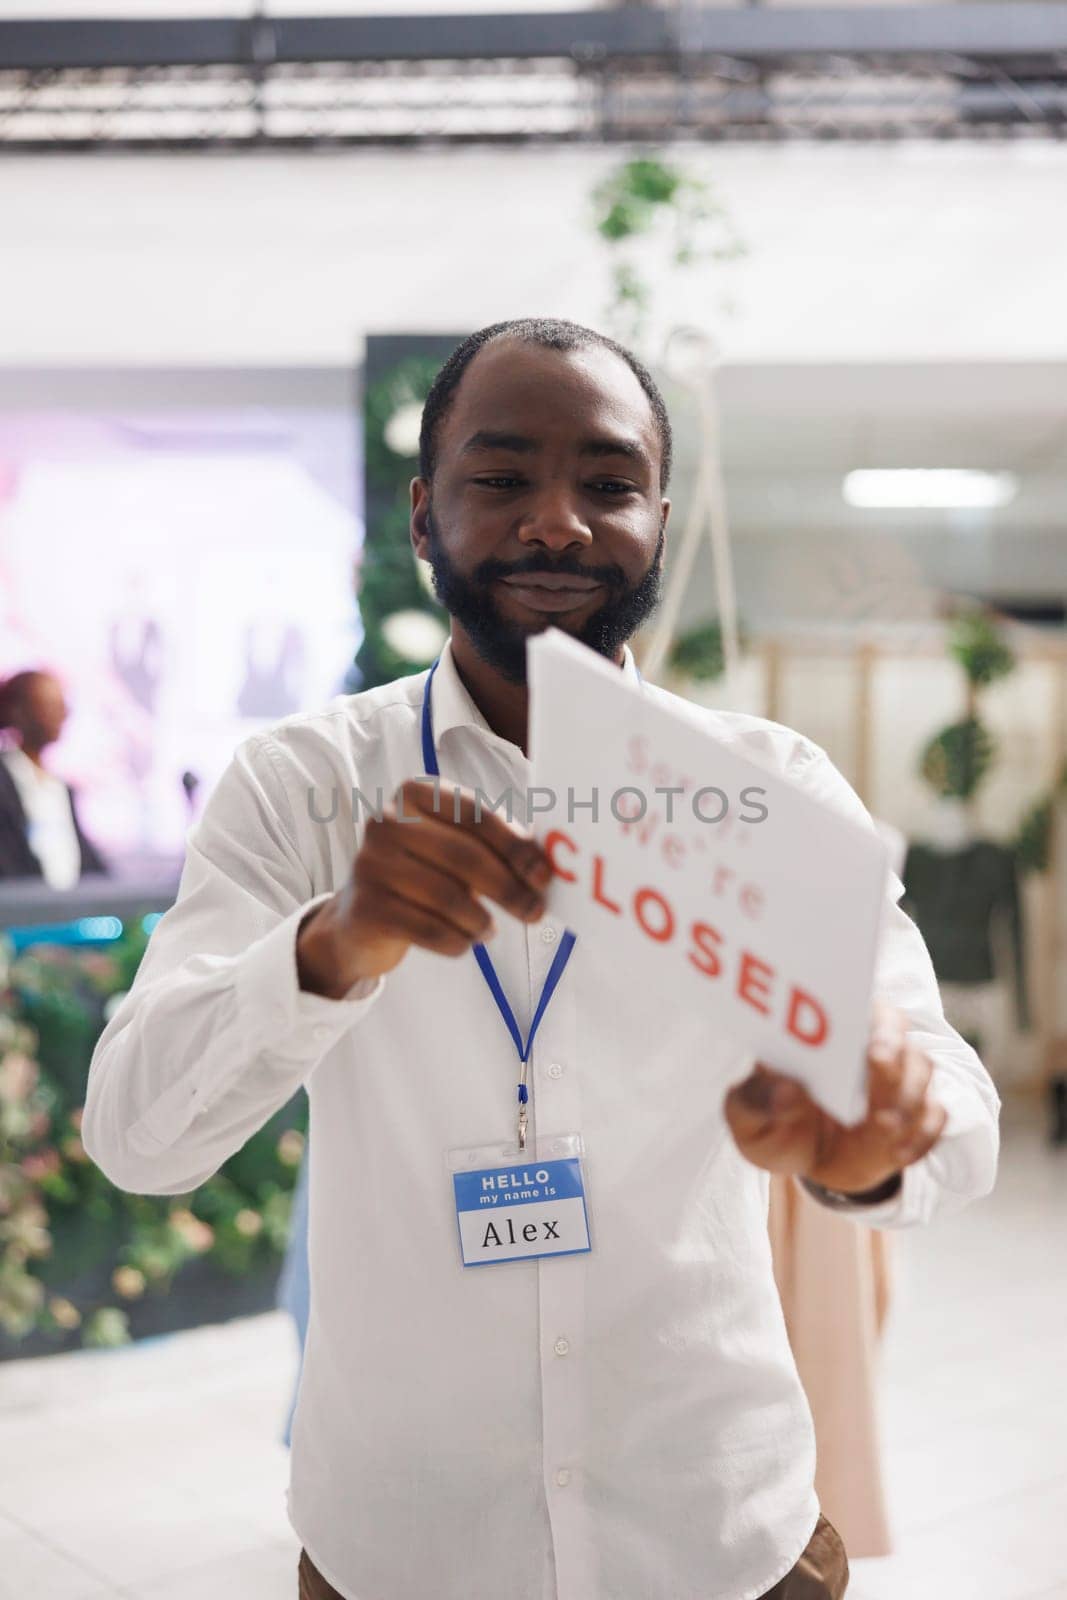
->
[1,1093,1064,1600]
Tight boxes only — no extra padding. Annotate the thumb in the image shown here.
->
[724,1063,807,1144]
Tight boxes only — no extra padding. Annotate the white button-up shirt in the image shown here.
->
[1,745,82,890]
[83,639,999,1600]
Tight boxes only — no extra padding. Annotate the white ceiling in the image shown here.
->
[698,363,1067,533]
[659,362,1067,625]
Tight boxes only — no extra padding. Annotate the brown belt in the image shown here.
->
[297,1514,849,1600]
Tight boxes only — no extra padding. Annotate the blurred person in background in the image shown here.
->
[0,669,108,886]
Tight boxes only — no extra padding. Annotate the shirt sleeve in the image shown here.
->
[80,731,385,1197]
[784,736,1001,1229]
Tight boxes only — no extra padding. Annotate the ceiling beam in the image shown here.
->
[4,5,1067,73]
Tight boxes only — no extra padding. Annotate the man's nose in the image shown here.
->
[517,491,592,552]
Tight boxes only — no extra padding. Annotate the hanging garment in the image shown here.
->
[768,1176,893,1559]
[901,840,1031,1032]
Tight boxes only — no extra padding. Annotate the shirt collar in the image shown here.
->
[429,633,642,749]
[2,745,51,787]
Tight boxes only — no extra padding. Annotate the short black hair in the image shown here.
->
[418,317,673,492]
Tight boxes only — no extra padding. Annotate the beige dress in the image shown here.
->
[768,1175,893,1558]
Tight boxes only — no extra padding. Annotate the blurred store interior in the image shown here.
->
[1,2,1066,1597]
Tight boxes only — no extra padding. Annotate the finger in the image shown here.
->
[868,1001,907,1069]
[367,811,545,924]
[872,1043,934,1139]
[886,1098,947,1170]
[359,851,497,943]
[400,779,551,889]
[355,880,478,959]
[724,1065,811,1142]
[724,1071,822,1177]
[870,995,904,1038]
[866,1015,912,1112]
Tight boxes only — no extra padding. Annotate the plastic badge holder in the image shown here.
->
[448,1133,592,1267]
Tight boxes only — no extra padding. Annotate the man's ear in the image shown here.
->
[410,477,431,562]
[660,498,672,537]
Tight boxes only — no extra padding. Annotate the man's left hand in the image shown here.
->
[723,998,948,1197]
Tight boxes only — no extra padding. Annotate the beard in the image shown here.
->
[424,509,665,685]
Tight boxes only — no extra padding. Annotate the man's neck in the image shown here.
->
[16,742,44,770]
[449,627,624,757]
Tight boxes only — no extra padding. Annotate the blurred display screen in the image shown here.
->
[0,399,363,859]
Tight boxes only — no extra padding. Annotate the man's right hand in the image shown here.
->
[296,778,553,998]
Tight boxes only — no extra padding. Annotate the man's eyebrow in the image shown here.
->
[579,436,651,472]
[460,429,652,472]
[460,430,537,456]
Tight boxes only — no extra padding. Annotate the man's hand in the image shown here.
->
[723,998,947,1197]
[296,778,552,998]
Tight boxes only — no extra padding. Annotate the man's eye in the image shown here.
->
[472,476,635,496]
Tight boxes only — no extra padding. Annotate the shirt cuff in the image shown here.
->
[234,892,386,1068]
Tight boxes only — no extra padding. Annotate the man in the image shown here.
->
[83,318,999,1600]
[0,668,108,884]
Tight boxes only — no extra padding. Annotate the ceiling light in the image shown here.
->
[842,470,1018,510]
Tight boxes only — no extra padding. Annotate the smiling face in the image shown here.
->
[411,336,671,684]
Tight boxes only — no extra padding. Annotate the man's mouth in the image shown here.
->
[496,572,605,613]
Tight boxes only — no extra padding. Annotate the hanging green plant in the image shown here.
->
[919,715,996,801]
[948,610,1016,689]
[1014,795,1054,875]
[667,618,743,683]
[594,156,684,239]
[1013,759,1067,875]
[590,152,746,348]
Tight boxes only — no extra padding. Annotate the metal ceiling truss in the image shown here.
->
[2,5,1067,148]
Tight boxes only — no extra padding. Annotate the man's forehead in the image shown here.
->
[447,338,657,438]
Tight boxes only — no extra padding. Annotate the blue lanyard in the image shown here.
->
[421,656,576,1150]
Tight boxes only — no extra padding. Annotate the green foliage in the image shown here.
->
[0,929,305,1353]
[590,153,746,347]
[356,354,450,690]
[1014,795,1054,875]
[1013,759,1067,876]
[667,619,736,683]
[10,945,114,1107]
[918,612,1015,803]
[362,355,440,491]
[594,157,682,241]
[919,716,996,801]
[82,1307,130,1349]
[948,610,1017,689]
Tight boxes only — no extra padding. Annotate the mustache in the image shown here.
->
[472,551,627,590]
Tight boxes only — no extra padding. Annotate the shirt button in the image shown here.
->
[555,1468,571,1488]
[540,924,558,944]
[547,1062,564,1080]
[553,1337,570,1357]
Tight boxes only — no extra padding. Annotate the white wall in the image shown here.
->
[3,142,1067,367]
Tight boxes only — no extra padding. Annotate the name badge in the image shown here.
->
[448,1134,592,1267]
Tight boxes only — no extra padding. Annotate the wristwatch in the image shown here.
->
[801,1171,903,1210]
